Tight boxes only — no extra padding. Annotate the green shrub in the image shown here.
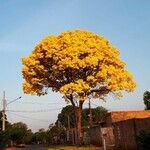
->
[137,130,150,150]
[0,131,9,148]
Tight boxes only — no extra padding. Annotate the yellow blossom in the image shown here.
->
[22,29,136,100]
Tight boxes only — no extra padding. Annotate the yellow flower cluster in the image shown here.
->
[23,82,41,95]
[22,29,136,100]
[60,79,90,94]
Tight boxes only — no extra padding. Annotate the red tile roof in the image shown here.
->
[110,110,150,122]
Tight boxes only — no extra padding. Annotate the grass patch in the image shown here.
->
[48,145,102,150]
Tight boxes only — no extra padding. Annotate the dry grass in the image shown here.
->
[48,145,102,150]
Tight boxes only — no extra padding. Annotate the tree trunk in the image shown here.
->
[75,101,84,145]
[75,107,82,145]
[69,94,83,145]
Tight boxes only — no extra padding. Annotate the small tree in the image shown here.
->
[143,91,150,110]
[32,128,47,144]
[9,122,28,145]
[0,131,9,148]
[57,105,75,128]
[92,106,108,123]
[22,29,136,144]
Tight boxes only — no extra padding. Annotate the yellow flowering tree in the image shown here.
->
[22,30,136,144]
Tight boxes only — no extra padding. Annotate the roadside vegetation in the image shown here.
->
[0,106,107,149]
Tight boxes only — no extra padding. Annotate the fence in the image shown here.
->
[66,126,103,146]
[86,126,103,146]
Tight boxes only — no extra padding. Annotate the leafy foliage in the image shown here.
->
[137,130,150,150]
[57,105,108,127]
[143,91,150,110]
[32,128,47,144]
[24,129,33,144]
[90,106,108,123]
[0,131,9,148]
[0,122,32,148]
[22,29,136,102]
[9,122,28,144]
[58,105,75,128]
[31,126,66,145]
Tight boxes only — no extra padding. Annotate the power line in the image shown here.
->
[14,101,63,105]
[6,108,62,113]
[9,112,50,122]
[91,102,99,107]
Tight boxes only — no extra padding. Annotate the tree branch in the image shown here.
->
[70,94,76,108]
[88,86,110,96]
[79,101,84,110]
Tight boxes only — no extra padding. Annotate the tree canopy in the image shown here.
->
[9,122,28,144]
[57,105,75,128]
[22,29,136,104]
[22,29,136,144]
[0,121,33,148]
[57,105,108,128]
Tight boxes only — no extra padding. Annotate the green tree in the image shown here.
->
[58,105,75,128]
[48,124,66,144]
[24,129,33,144]
[0,131,9,148]
[92,106,108,123]
[32,128,47,144]
[9,122,28,145]
[57,105,108,127]
[143,91,150,110]
[0,121,33,148]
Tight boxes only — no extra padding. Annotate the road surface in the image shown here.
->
[6,145,49,150]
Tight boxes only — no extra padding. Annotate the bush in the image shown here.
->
[137,130,150,150]
[0,131,9,149]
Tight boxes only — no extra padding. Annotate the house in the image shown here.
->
[102,110,150,150]
[65,110,150,149]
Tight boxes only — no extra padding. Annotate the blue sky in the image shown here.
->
[0,0,150,131]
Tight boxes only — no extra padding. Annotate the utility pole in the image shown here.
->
[67,115,70,129]
[89,98,92,127]
[67,115,70,143]
[1,91,21,131]
[2,91,6,131]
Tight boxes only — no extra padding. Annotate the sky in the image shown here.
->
[0,0,150,132]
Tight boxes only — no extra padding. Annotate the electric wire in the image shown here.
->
[91,102,99,107]
[6,108,62,113]
[9,112,50,122]
[14,101,63,105]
